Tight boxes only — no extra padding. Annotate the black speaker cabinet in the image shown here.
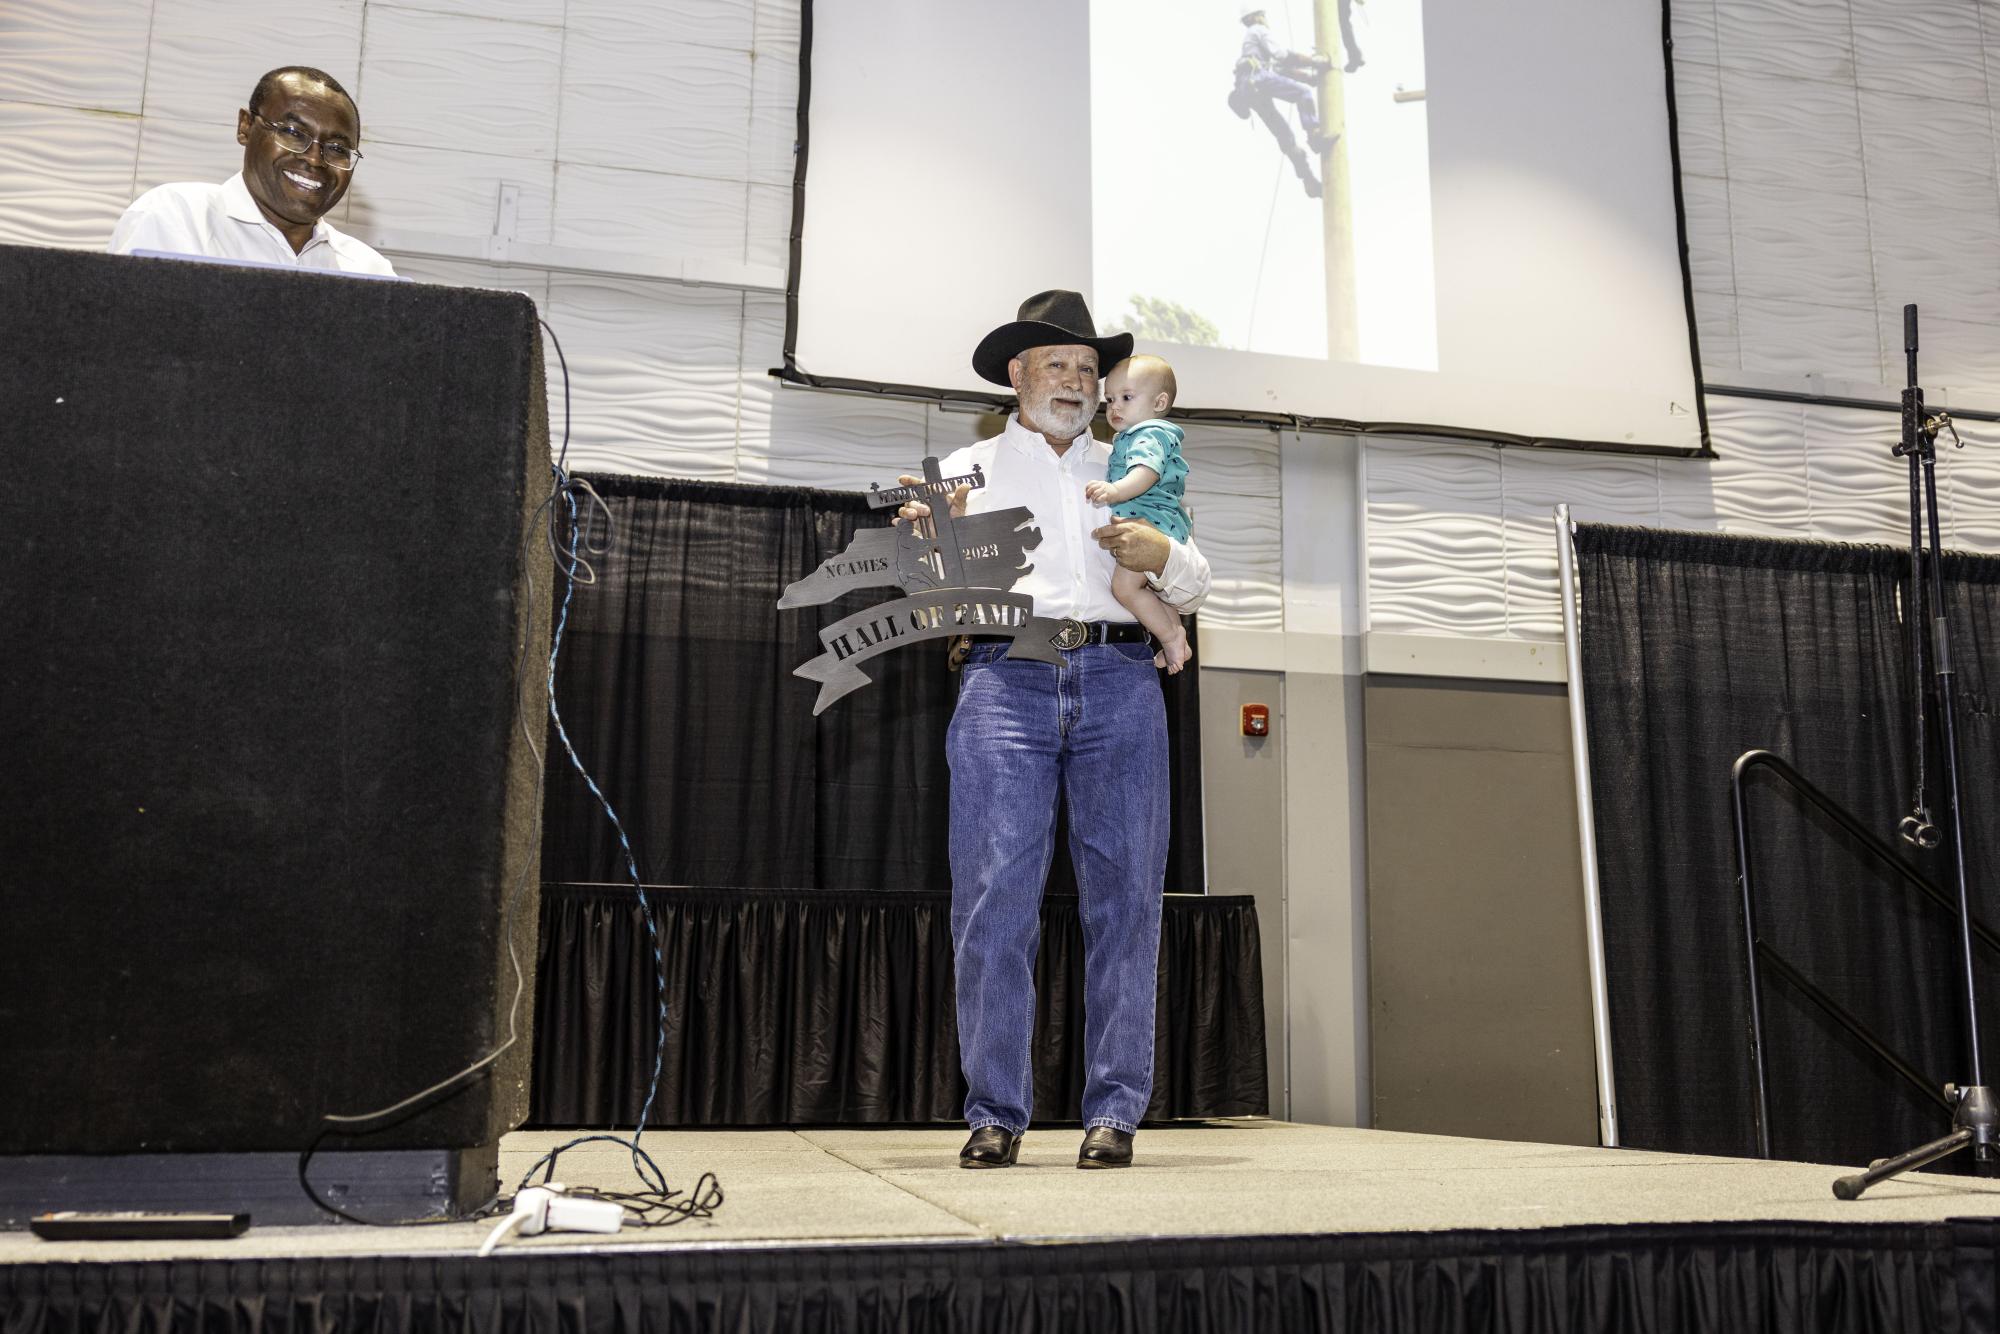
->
[0,245,552,1162]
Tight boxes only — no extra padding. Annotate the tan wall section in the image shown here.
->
[1363,676,1597,1146]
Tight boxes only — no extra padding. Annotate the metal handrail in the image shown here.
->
[1753,945,1951,1115]
[1730,748,2000,1157]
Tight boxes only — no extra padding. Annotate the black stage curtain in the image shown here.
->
[531,885,1268,1125]
[1575,524,2000,1167]
[540,475,1204,893]
[7,1219,1995,1334]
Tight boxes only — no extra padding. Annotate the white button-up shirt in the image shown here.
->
[108,173,396,276]
[938,413,1210,622]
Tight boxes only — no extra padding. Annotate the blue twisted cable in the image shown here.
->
[544,466,670,1191]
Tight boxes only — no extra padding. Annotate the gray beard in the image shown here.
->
[1020,390,1093,442]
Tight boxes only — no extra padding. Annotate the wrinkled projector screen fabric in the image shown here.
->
[789,0,1704,455]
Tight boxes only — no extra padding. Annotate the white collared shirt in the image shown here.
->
[107,173,396,276]
[937,414,1210,622]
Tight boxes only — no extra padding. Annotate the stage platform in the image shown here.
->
[9,1120,2000,1331]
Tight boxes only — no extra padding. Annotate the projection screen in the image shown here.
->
[783,0,1708,457]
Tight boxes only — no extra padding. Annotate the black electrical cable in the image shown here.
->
[296,316,719,1231]
[504,318,717,1228]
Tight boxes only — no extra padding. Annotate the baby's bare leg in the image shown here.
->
[1111,566,1193,674]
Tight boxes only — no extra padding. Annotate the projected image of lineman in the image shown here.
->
[1230,4,1337,197]
[1089,0,1436,369]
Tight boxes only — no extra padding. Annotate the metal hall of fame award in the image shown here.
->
[779,457,1077,714]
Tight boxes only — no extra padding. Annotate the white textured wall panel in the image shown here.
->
[1716,0,1855,84]
[753,0,798,50]
[1182,425,1284,631]
[552,163,747,259]
[345,142,555,243]
[921,404,1013,461]
[1736,296,1883,382]
[747,23,801,186]
[1364,441,1507,637]
[1729,179,1873,309]
[1850,0,1987,100]
[1720,68,1864,194]
[1656,454,1723,533]
[743,383,934,491]
[1673,58,1725,179]
[734,293,930,488]
[0,0,150,114]
[361,7,560,161]
[1900,314,2000,400]
[144,0,362,124]
[560,20,750,180]
[1984,6,2000,103]
[1868,196,2000,330]
[1678,172,1735,298]
[1696,396,1811,535]
[1671,0,1718,68]
[1674,38,1735,387]
[0,101,141,248]
[134,115,241,195]
[570,0,754,51]
[1861,88,1996,205]
[1500,450,1664,641]
[1942,419,2000,550]
[1196,494,1284,631]
[1801,403,1914,544]
[1352,383,2000,654]
[543,275,744,479]
[745,182,791,269]
[392,253,547,309]
[1693,290,1741,375]
[1182,425,1281,498]
[386,0,565,24]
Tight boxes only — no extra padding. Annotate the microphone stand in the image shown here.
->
[1835,304,1994,1199]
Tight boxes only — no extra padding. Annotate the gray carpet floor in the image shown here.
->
[9,1119,2000,1263]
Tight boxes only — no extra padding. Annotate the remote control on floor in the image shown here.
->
[30,1211,250,1241]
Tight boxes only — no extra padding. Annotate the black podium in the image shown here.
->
[0,245,552,1223]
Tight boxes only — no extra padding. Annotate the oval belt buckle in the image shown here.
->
[1053,618,1089,650]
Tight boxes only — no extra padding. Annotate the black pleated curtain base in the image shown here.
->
[531,885,1269,1126]
[10,1220,1999,1334]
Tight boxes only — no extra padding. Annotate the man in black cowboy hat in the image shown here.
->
[903,290,1210,1170]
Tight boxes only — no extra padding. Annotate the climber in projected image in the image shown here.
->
[1227,3,1346,199]
[1336,0,1365,73]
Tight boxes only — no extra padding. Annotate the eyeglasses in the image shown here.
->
[253,115,363,171]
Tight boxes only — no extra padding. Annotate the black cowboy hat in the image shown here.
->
[971,289,1134,387]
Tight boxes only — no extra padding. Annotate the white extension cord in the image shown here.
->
[477,1184,626,1257]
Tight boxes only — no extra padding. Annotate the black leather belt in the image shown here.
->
[971,619,1154,650]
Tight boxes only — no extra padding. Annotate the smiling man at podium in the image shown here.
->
[108,65,394,276]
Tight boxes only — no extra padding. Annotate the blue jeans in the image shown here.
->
[946,640,1170,1135]
[1251,70,1321,134]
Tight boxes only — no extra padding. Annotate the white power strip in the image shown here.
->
[477,1185,625,1257]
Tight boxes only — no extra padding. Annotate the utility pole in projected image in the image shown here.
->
[1313,0,1359,362]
